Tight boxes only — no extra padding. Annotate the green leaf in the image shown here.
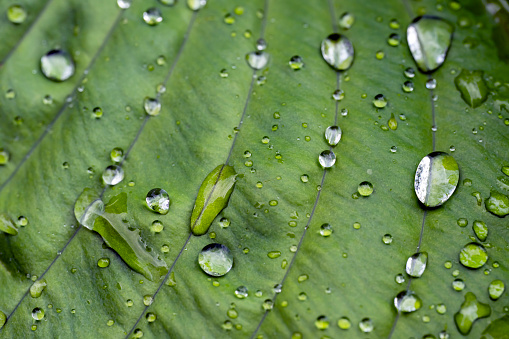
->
[0,0,508,338]
[0,213,17,235]
[190,164,237,236]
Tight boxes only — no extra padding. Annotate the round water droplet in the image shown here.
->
[318,150,336,168]
[146,312,156,322]
[97,258,110,268]
[31,308,44,321]
[246,51,269,70]
[459,242,488,269]
[324,126,342,146]
[357,181,373,197]
[338,12,355,29]
[320,223,332,237]
[315,315,330,330]
[110,147,124,162]
[150,220,164,233]
[262,299,273,311]
[300,175,309,183]
[337,317,351,329]
[30,279,47,298]
[289,55,304,70]
[395,274,405,284]
[102,165,124,186]
[321,33,354,71]
[235,286,248,299]
[373,94,387,108]
[404,67,415,78]
[382,234,393,244]
[488,280,505,300]
[256,38,267,51]
[402,81,414,92]
[426,78,437,89]
[219,68,228,78]
[394,290,422,313]
[332,89,344,101]
[223,13,234,25]
[387,33,401,46]
[117,0,132,9]
[7,5,27,24]
[485,191,509,217]
[414,152,459,207]
[273,284,282,294]
[40,50,75,82]
[144,97,161,116]
[187,0,207,11]
[452,278,465,291]
[359,318,374,333]
[145,188,170,215]
[143,8,163,25]
[0,149,10,166]
[143,295,153,306]
[406,252,428,278]
[198,243,233,277]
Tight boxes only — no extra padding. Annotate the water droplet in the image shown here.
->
[454,292,491,335]
[7,4,27,24]
[262,299,274,311]
[300,174,309,183]
[31,307,44,321]
[426,78,437,89]
[289,55,304,70]
[0,149,10,166]
[406,252,428,278]
[457,218,468,227]
[359,318,374,333]
[388,113,398,130]
[150,220,164,233]
[297,274,309,283]
[472,220,488,241]
[198,243,233,277]
[389,19,400,29]
[325,126,342,146]
[414,152,459,207]
[436,303,447,314]
[407,16,454,73]
[337,317,351,329]
[485,190,509,217]
[338,12,355,29]
[223,13,235,25]
[459,242,488,269]
[315,315,330,330]
[187,0,207,10]
[387,33,401,46]
[143,295,153,306]
[40,50,75,82]
[144,97,161,116]
[110,147,124,163]
[256,38,267,51]
[454,69,488,108]
[319,150,336,168]
[267,251,281,259]
[219,68,228,78]
[30,279,47,298]
[404,67,416,78]
[332,89,344,101]
[246,51,269,70]
[488,280,505,300]
[394,290,422,313]
[117,0,132,9]
[321,33,354,71]
[273,284,282,294]
[102,165,124,186]
[390,146,398,153]
[143,8,163,25]
[357,181,374,197]
[320,223,333,237]
[376,50,385,60]
[373,94,387,108]
[395,274,405,284]
[145,188,170,215]
[97,258,110,268]
[382,234,393,244]
[235,286,248,299]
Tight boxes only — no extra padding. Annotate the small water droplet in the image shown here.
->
[395,274,405,284]
[267,251,281,259]
[321,33,354,71]
[459,242,488,269]
[337,317,351,329]
[289,55,304,70]
[390,146,398,153]
[187,0,207,10]
[376,50,385,60]
[117,0,132,9]
[315,315,330,330]
[452,279,465,292]
[382,234,393,244]
[387,33,401,46]
[144,97,161,116]
[262,299,274,311]
[358,181,374,196]
[426,78,437,89]
[235,286,248,299]
[338,12,355,29]
[102,165,124,186]
[7,4,27,24]
[324,126,342,146]
[359,318,374,333]
[143,295,153,306]
[110,147,124,163]
[40,50,75,82]
[97,258,110,268]
[488,280,505,300]
[31,308,44,321]
[406,252,428,278]
[198,243,233,277]
[394,290,422,313]
[0,149,10,166]
[246,51,269,70]
[143,8,163,25]
[332,89,344,101]
[454,292,491,335]
[472,220,488,241]
[404,67,415,78]
[402,81,414,93]
[389,19,400,29]
[373,94,387,108]
[256,38,267,51]
[145,188,170,215]
[320,223,333,237]
[300,174,309,183]
[318,150,336,168]
[219,68,228,78]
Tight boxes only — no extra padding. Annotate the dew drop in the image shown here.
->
[357,181,374,196]
[488,279,505,300]
[300,174,309,183]
[454,292,491,335]
[318,150,336,168]
[338,12,354,29]
[459,242,488,269]
[110,147,124,163]
[40,50,75,82]
[187,0,206,10]
[395,274,405,284]
[246,51,269,70]
[359,318,374,333]
[394,290,422,313]
[373,94,387,108]
[117,0,132,9]
[321,33,354,71]
[388,113,398,130]
[30,279,47,298]
[262,299,274,311]
[102,165,124,186]
[315,315,330,330]
[454,70,488,108]
[219,68,228,78]
[404,67,416,78]
[387,33,401,46]
[320,223,333,237]
[332,89,344,101]
[143,8,163,25]
[337,317,351,329]
[97,258,110,268]
[144,97,161,116]
[7,5,27,24]
[472,220,488,241]
[150,220,164,233]
[414,152,459,207]
[289,55,304,70]
[143,295,153,306]
[452,279,465,291]
[406,252,428,278]
[426,78,437,89]
[485,190,509,217]
[267,251,281,259]
[145,188,170,215]
[235,286,248,299]
[324,126,342,146]
[382,234,393,244]
[198,243,233,277]
[146,312,156,322]
[31,308,44,321]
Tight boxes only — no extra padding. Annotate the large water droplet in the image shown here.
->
[358,181,374,197]
[7,5,27,24]
[145,188,170,215]
[246,51,269,70]
[143,8,163,26]
[407,16,453,73]
[187,0,207,11]
[198,243,233,277]
[102,165,124,186]
[394,290,422,313]
[0,213,18,235]
[414,152,459,207]
[319,150,336,168]
[321,33,354,71]
[40,50,75,82]
[485,190,509,217]
[454,70,489,108]
[454,292,491,335]
[406,252,428,277]
[324,126,342,146]
[30,279,47,298]
[488,280,505,300]
[459,242,488,269]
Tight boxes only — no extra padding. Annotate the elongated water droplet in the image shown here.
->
[198,243,233,277]
[102,165,124,186]
[143,8,163,25]
[488,280,505,300]
[97,258,110,268]
[40,50,75,82]
[406,252,428,277]
[30,279,47,298]
[74,189,104,230]
[324,126,342,146]
[246,51,269,70]
[187,0,207,11]
[454,292,491,335]
[485,190,509,217]
[414,152,459,207]
[459,242,488,269]
[481,315,509,339]
[7,5,27,24]
[146,188,170,215]
[338,12,355,29]
[394,290,422,313]
[0,213,17,235]
[319,150,336,168]
[289,55,304,70]
[144,97,161,116]
[407,16,453,73]
[472,220,488,241]
[454,70,488,108]
[321,34,354,71]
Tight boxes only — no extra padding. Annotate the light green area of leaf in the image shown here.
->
[0,0,508,338]
[0,213,17,235]
[190,164,237,236]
